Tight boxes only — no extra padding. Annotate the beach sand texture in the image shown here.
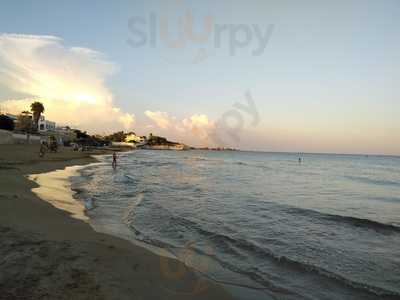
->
[0,144,233,300]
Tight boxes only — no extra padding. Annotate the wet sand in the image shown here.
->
[0,144,233,300]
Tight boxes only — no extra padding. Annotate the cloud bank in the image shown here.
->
[0,34,135,133]
[144,110,216,146]
[0,34,227,147]
[144,111,174,129]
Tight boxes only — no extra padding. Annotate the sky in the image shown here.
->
[0,0,399,155]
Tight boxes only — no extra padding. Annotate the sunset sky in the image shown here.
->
[0,0,399,155]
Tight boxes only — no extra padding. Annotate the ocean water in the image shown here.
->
[71,150,400,299]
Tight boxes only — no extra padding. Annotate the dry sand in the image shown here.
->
[0,144,234,300]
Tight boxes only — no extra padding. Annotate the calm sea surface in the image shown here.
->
[71,150,400,299]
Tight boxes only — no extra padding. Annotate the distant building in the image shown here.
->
[5,113,18,122]
[38,115,56,132]
[54,126,77,145]
[56,126,77,138]
[125,133,146,144]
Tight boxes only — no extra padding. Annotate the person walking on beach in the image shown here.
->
[112,152,117,169]
[39,141,47,157]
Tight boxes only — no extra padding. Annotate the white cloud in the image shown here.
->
[142,111,216,146]
[144,110,174,129]
[182,114,215,140]
[0,33,134,133]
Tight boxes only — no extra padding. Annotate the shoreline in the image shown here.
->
[0,144,233,300]
[35,150,269,300]
[29,164,90,222]
[29,152,179,260]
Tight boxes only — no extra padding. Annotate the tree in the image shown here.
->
[16,113,33,133]
[0,115,15,131]
[30,101,45,130]
[147,134,168,145]
[104,131,126,142]
[74,129,89,139]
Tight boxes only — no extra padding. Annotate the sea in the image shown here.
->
[69,150,400,299]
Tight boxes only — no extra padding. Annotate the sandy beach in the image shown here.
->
[0,144,233,300]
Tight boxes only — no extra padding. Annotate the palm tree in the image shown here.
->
[30,101,45,130]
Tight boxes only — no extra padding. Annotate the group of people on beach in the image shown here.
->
[39,136,58,157]
[38,139,119,170]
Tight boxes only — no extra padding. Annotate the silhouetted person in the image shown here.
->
[112,152,117,169]
[39,141,47,157]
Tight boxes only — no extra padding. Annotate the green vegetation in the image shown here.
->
[102,131,144,143]
[147,134,169,145]
[103,131,127,142]
[101,131,178,146]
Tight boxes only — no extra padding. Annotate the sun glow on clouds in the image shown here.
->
[182,114,215,140]
[0,34,135,133]
[145,110,216,146]
[144,111,174,129]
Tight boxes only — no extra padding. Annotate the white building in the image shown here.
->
[125,133,146,144]
[38,115,56,132]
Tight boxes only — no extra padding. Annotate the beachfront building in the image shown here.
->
[125,133,146,144]
[38,115,56,132]
[5,113,18,122]
[55,126,77,142]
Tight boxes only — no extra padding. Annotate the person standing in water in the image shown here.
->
[112,152,117,169]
